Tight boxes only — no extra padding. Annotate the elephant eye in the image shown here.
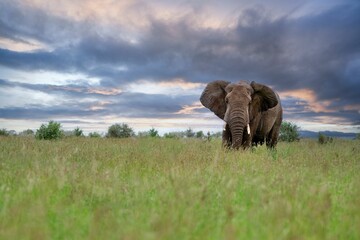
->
[225,98,229,104]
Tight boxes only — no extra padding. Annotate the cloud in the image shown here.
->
[175,102,204,115]
[0,0,359,131]
[280,89,333,113]
[126,79,204,96]
[0,79,199,120]
[0,78,122,98]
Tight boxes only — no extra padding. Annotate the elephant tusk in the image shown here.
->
[246,107,251,135]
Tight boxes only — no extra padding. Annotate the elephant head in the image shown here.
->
[200,80,278,149]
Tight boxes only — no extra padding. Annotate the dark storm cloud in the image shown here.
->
[0,48,77,72]
[0,78,122,97]
[0,104,103,120]
[0,1,79,44]
[0,1,359,127]
[1,2,359,85]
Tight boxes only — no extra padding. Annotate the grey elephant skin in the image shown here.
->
[200,80,283,149]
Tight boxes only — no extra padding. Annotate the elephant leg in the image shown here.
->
[266,128,275,148]
[242,125,252,149]
[222,124,232,148]
[252,134,263,146]
[266,118,282,148]
[249,114,262,147]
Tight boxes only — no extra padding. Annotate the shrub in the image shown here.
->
[19,129,34,137]
[185,128,195,138]
[137,131,149,138]
[73,127,84,137]
[0,128,10,136]
[279,121,300,142]
[211,131,222,138]
[318,133,333,144]
[88,132,101,138]
[196,131,204,139]
[356,133,360,140]
[164,132,179,139]
[107,123,135,138]
[148,128,159,138]
[62,131,74,137]
[35,121,63,140]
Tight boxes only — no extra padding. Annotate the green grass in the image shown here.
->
[0,137,359,239]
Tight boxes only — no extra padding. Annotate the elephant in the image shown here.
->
[200,80,282,149]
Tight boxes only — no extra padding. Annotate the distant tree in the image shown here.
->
[185,128,195,138]
[88,132,101,138]
[107,123,135,138]
[0,128,9,136]
[279,121,300,142]
[164,132,177,139]
[22,129,34,135]
[148,128,159,138]
[318,133,333,144]
[196,130,204,139]
[137,131,149,138]
[19,129,34,137]
[8,130,17,136]
[211,131,222,138]
[62,131,74,137]
[164,131,184,139]
[356,133,360,140]
[73,127,84,137]
[35,121,63,140]
[206,131,212,141]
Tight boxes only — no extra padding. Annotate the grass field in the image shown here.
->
[0,137,359,239]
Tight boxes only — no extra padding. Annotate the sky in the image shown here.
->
[0,0,359,135]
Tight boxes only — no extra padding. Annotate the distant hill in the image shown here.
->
[300,130,357,139]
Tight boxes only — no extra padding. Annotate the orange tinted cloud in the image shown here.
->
[343,104,360,113]
[48,85,122,95]
[176,102,203,115]
[158,79,204,90]
[89,101,112,111]
[280,89,333,113]
[87,88,122,95]
[0,37,49,52]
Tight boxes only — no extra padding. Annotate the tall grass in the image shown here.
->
[0,137,359,239]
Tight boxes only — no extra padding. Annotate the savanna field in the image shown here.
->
[0,137,359,239]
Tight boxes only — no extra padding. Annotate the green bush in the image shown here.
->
[73,127,84,137]
[0,128,10,136]
[279,121,300,142]
[318,133,333,144]
[35,121,63,140]
[164,132,179,139]
[196,131,204,139]
[21,129,34,136]
[107,123,135,138]
[19,129,34,137]
[148,128,159,137]
[88,132,101,138]
[356,133,360,140]
[185,128,195,138]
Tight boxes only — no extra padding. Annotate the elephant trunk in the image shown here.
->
[228,108,247,149]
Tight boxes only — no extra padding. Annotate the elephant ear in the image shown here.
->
[200,80,230,119]
[250,81,278,111]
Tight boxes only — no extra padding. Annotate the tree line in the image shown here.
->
[0,121,219,140]
[1,121,358,142]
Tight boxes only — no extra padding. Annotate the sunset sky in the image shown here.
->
[0,0,359,135]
